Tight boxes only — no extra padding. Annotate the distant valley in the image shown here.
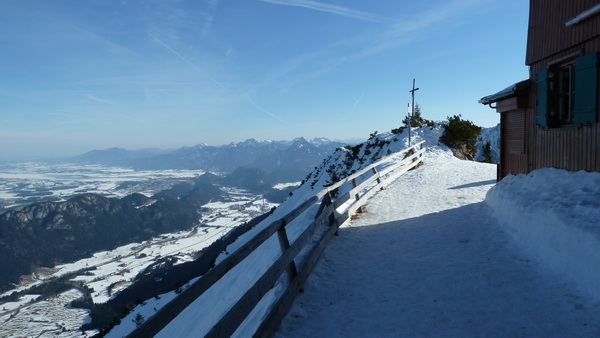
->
[0,137,346,335]
[0,168,288,336]
[0,137,347,212]
[0,168,299,294]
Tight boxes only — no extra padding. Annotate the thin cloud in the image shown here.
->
[147,32,226,89]
[271,0,487,90]
[148,31,287,125]
[257,0,387,23]
[371,0,486,54]
[200,0,219,40]
[86,94,111,104]
[244,92,288,124]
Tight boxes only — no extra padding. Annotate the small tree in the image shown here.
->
[440,115,482,160]
[482,141,494,163]
[403,103,434,128]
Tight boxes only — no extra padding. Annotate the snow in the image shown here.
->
[105,277,200,338]
[130,127,600,337]
[0,162,202,211]
[99,126,599,336]
[486,168,600,300]
[275,149,600,336]
[0,289,93,337]
[0,189,270,336]
[129,129,427,337]
[272,182,301,190]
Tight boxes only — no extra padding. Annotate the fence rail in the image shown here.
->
[130,141,425,337]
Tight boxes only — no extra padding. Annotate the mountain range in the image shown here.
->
[71,138,348,183]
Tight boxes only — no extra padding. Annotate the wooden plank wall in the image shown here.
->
[500,110,528,178]
[527,0,600,66]
[501,105,600,178]
[506,111,525,153]
[529,38,600,75]
[526,113,600,174]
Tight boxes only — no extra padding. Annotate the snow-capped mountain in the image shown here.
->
[72,138,346,182]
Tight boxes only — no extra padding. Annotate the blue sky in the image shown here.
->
[0,0,529,159]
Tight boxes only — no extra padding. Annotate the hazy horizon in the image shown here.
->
[1,0,527,159]
[0,134,373,161]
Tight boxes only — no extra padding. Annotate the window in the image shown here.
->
[551,60,575,123]
[536,52,598,127]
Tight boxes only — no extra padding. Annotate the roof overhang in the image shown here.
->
[479,79,530,106]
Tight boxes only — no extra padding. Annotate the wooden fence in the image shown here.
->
[129,141,426,338]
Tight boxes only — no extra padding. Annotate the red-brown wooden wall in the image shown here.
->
[497,0,600,179]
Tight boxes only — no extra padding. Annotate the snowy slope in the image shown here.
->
[214,127,445,268]
[107,127,443,337]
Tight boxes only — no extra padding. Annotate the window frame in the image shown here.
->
[536,52,598,127]
[548,58,576,126]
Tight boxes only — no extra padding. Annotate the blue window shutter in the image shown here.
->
[536,69,549,126]
[574,53,598,124]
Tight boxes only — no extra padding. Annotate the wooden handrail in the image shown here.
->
[129,141,425,337]
[255,142,425,337]
[316,141,425,197]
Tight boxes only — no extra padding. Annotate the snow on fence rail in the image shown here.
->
[129,141,425,338]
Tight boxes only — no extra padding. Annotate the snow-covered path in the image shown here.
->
[276,150,600,337]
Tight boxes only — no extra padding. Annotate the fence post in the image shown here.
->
[315,191,337,232]
[276,225,298,282]
[315,192,329,217]
[352,178,360,201]
[371,167,383,189]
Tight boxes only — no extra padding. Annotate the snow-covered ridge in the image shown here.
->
[485,168,600,300]
[220,127,445,261]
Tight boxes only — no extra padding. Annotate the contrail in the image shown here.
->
[147,32,225,89]
[86,94,111,104]
[257,0,386,23]
[244,92,288,124]
[148,32,287,125]
[341,91,365,119]
[349,91,364,114]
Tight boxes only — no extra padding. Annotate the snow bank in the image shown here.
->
[485,168,600,300]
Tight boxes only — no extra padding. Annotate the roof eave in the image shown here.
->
[479,79,530,106]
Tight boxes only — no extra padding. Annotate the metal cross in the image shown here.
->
[408,78,419,146]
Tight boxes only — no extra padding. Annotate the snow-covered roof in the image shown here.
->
[479,79,529,105]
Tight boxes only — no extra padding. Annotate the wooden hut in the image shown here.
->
[480,0,600,180]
